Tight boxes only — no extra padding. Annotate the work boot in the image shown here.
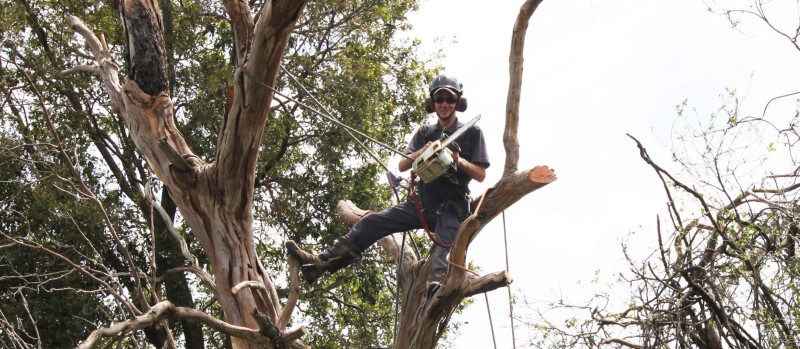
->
[426,270,446,298]
[286,238,363,284]
[285,240,326,284]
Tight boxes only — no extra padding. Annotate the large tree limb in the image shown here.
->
[122,0,168,95]
[449,166,556,269]
[504,0,545,176]
[221,0,255,65]
[215,1,308,213]
[67,13,200,190]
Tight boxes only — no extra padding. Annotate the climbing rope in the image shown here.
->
[485,293,498,349]
[277,67,406,175]
[243,67,412,165]
[502,211,518,349]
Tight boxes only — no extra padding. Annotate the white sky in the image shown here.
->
[402,0,800,347]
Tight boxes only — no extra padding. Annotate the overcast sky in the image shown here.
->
[402,0,799,347]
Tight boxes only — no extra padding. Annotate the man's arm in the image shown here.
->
[453,152,487,182]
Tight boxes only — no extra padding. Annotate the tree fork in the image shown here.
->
[335,163,555,348]
[69,0,310,347]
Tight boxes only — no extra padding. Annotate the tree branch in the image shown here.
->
[335,200,418,272]
[599,338,643,349]
[78,301,275,349]
[65,16,122,111]
[504,0,545,176]
[464,271,513,297]
[278,258,301,331]
[449,166,556,268]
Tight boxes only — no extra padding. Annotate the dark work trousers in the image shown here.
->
[322,198,468,274]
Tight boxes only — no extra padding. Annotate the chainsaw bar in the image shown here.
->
[440,114,481,150]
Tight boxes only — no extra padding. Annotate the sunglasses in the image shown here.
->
[433,96,458,104]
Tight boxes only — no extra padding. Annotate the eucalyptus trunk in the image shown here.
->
[69,0,307,347]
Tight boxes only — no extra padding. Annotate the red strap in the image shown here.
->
[410,172,453,248]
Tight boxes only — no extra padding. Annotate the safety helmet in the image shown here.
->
[425,74,468,113]
[428,74,463,96]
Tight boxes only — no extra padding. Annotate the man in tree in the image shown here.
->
[287,74,490,296]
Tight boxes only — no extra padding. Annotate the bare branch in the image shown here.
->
[65,16,123,109]
[232,281,268,295]
[464,271,513,297]
[61,65,103,76]
[144,186,216,292]
[278,258,301,331]
[504,0,545,176]
[449,166,555,268]
[599,338,642,349]
[77,301,274,349]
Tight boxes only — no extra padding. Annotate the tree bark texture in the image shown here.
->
[68,0,308,348]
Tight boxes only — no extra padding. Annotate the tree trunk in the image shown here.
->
[68,0,308,347]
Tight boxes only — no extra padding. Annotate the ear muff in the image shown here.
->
[456,96,468,112]
[425,96,468,113]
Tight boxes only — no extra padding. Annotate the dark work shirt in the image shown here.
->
[406,118,490,208]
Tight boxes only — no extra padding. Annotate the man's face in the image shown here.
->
[433,89,458,120]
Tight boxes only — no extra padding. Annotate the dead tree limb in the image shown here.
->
[78,301,308,349]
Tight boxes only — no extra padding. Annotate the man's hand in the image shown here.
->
[399,141,433,172]
[418,141,433,157]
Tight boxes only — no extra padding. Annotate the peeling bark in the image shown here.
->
[68,0,309,348]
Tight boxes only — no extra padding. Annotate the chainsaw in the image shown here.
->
[412,114,481,183]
